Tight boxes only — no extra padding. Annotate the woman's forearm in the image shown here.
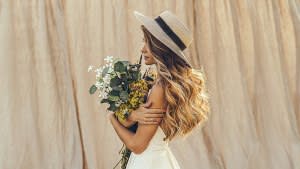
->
[117,116,136,128]
[117,110,140,127]
[110,114,135,149]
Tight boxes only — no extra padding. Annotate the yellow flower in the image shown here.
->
[114,79,151,121]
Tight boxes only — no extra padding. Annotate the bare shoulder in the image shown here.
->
[147,82,166,109]
[149,83,164,97]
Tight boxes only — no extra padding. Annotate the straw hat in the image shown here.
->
[134,10,193,67]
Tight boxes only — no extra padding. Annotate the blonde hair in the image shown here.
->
[141,25,210,141]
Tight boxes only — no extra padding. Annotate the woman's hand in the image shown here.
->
[107,112,115,123]
[128,101,166,125]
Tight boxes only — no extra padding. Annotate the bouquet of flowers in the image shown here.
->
[88,55,156,169]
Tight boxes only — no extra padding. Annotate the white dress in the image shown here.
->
[125,83,180,169]
[125,126,181,169]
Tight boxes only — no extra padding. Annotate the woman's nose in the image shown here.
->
[140,45,146,53]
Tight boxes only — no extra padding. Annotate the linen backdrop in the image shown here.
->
[0,0,299,169]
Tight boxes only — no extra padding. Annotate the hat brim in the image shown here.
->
[134,11,192,67]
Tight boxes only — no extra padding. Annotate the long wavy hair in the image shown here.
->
[141,25,210,141]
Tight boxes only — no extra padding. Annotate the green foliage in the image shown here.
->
[102,67,109,77]
[108,95,119,102]
[108,103,118,112]
[89,85,97,94]
[110,76,122,87]
[100,99,110,104]
[114,61,127,72]
[120,91,129,102]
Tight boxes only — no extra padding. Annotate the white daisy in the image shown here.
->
[103,74,111,84]
[104,55,114,63]
[95,68,104,79]
[108,67,114,73]
[88,65,94,72]
[98,90,108,99]
[95,81,104,89]
[95,67,103,74]
[96,74,101,80]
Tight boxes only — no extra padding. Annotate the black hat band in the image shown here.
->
[155,16,186,51]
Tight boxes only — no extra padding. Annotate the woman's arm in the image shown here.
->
[116,116,136,128]
[109,84,166,154]
[115,101,166,128]
[115,95,167,128]
[128,101,166,124]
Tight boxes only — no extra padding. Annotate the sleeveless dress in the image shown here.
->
[125,126,181,169]
[125,83,181,169]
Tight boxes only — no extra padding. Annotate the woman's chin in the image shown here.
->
[144,62,154,65]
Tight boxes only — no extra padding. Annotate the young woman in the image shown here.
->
[108,10,210,169]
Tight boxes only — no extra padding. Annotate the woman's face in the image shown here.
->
[141,38,156,65]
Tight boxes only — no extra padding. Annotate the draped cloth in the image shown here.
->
[0,0,299,169]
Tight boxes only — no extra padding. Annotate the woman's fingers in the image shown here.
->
[140,117,162,124]
[145,109,165,119]
[106,112,115,122]
[141,101,152,108]
[145,117,163,123]
[145,113,164,118]
[147,108,166,114]
[135,104,166,125]
[141,120,161,125]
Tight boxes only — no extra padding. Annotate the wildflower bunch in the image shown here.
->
[88,55,156,169]
[89,56,155,121]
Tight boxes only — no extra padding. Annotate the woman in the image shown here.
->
[109,10,210,169]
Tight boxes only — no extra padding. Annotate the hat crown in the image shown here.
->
[158,10,193,49]
[133,10,193,67]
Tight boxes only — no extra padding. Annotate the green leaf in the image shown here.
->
[98,78,104,83]
[102,67,109,77]
[128,64,141,72]
[112,86,122,91]
[127,77,134,84]
[109,90,120,96]
[120,91,129,101]
[132,71,139,80]
[100,99,110,103]
[121,61,130,67]
[120,72,128,80]
[114,61,126,72]
[89,85,97,94]
[110,76,122,87]
[108,95,119,101]
[108,103,118,111]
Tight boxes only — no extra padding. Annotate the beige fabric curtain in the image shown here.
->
[0,0,299,169]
